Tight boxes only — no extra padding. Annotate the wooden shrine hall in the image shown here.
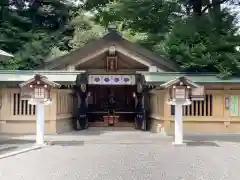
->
[0,29,240,134]
[40,28,178,130]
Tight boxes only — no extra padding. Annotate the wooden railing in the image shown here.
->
[0,88,57,122]
[12,93,36,116]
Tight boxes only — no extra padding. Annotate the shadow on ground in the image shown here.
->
[185,141,220,147]
[61,127,141,136]
[165,134,240,146]
[0,139,35,145]
[0,146,18,154]
[183,135,240,143]
[0,138,221,147]
[51,141,84,146]
[0,139,85,147]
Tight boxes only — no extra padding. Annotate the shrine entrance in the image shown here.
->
[86,74,137,127]
[74,73,148,130]
[87,85,136,127]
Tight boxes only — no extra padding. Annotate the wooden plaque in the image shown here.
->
[106,56,118,71]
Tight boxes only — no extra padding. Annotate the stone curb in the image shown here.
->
[0,142,51,160]
[172,142,187,147]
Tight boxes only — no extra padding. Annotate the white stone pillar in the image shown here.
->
[36,103,45,145]
[173,103,184,145]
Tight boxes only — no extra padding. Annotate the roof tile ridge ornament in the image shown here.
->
[103,24,123,41]
[108,24,117,32]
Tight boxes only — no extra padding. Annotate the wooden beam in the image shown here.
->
[116,47,152,67]
[72,48,108,67]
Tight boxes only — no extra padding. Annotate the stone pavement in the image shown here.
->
[0,127,240,180]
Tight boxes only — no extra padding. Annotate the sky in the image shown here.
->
[224,5,240,26]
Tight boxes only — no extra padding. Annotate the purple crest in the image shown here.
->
[94,77,100,82]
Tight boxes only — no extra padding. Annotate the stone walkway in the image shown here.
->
[0,127,240,180]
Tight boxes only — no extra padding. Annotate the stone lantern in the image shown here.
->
[19,74,60,145]
[19,74,60,105]
[161,76,204,146]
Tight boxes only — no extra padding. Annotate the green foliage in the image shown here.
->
[84,0,240,78]
[158,10,240,78]
[0,0,76,69]
[1,0,240,79]
[69,12,106,49]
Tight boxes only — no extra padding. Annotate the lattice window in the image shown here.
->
[13,93,36,115]
[34,88,44,99]
[171,94,212,116]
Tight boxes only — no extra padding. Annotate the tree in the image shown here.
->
[186,0,240,16]
[85,0,183,48]
[0,0,76,69]
[84,0,240,78]
[69,11,106,49]
[157,10,240,78]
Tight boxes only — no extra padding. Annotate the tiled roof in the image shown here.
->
[0,70,238,84]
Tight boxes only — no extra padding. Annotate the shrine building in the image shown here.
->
[1,29,240,134]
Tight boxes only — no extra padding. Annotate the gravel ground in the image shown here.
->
[0,128,239,180]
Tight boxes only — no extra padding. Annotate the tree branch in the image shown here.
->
[202,0,229,13]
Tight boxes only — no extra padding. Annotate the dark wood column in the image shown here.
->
[74,73,89,130]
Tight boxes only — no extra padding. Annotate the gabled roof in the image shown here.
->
[19,74,61,88]
[0,70,238,85]
[39,30,178,71]
[140,72,240,84]
[160,76,200,88]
